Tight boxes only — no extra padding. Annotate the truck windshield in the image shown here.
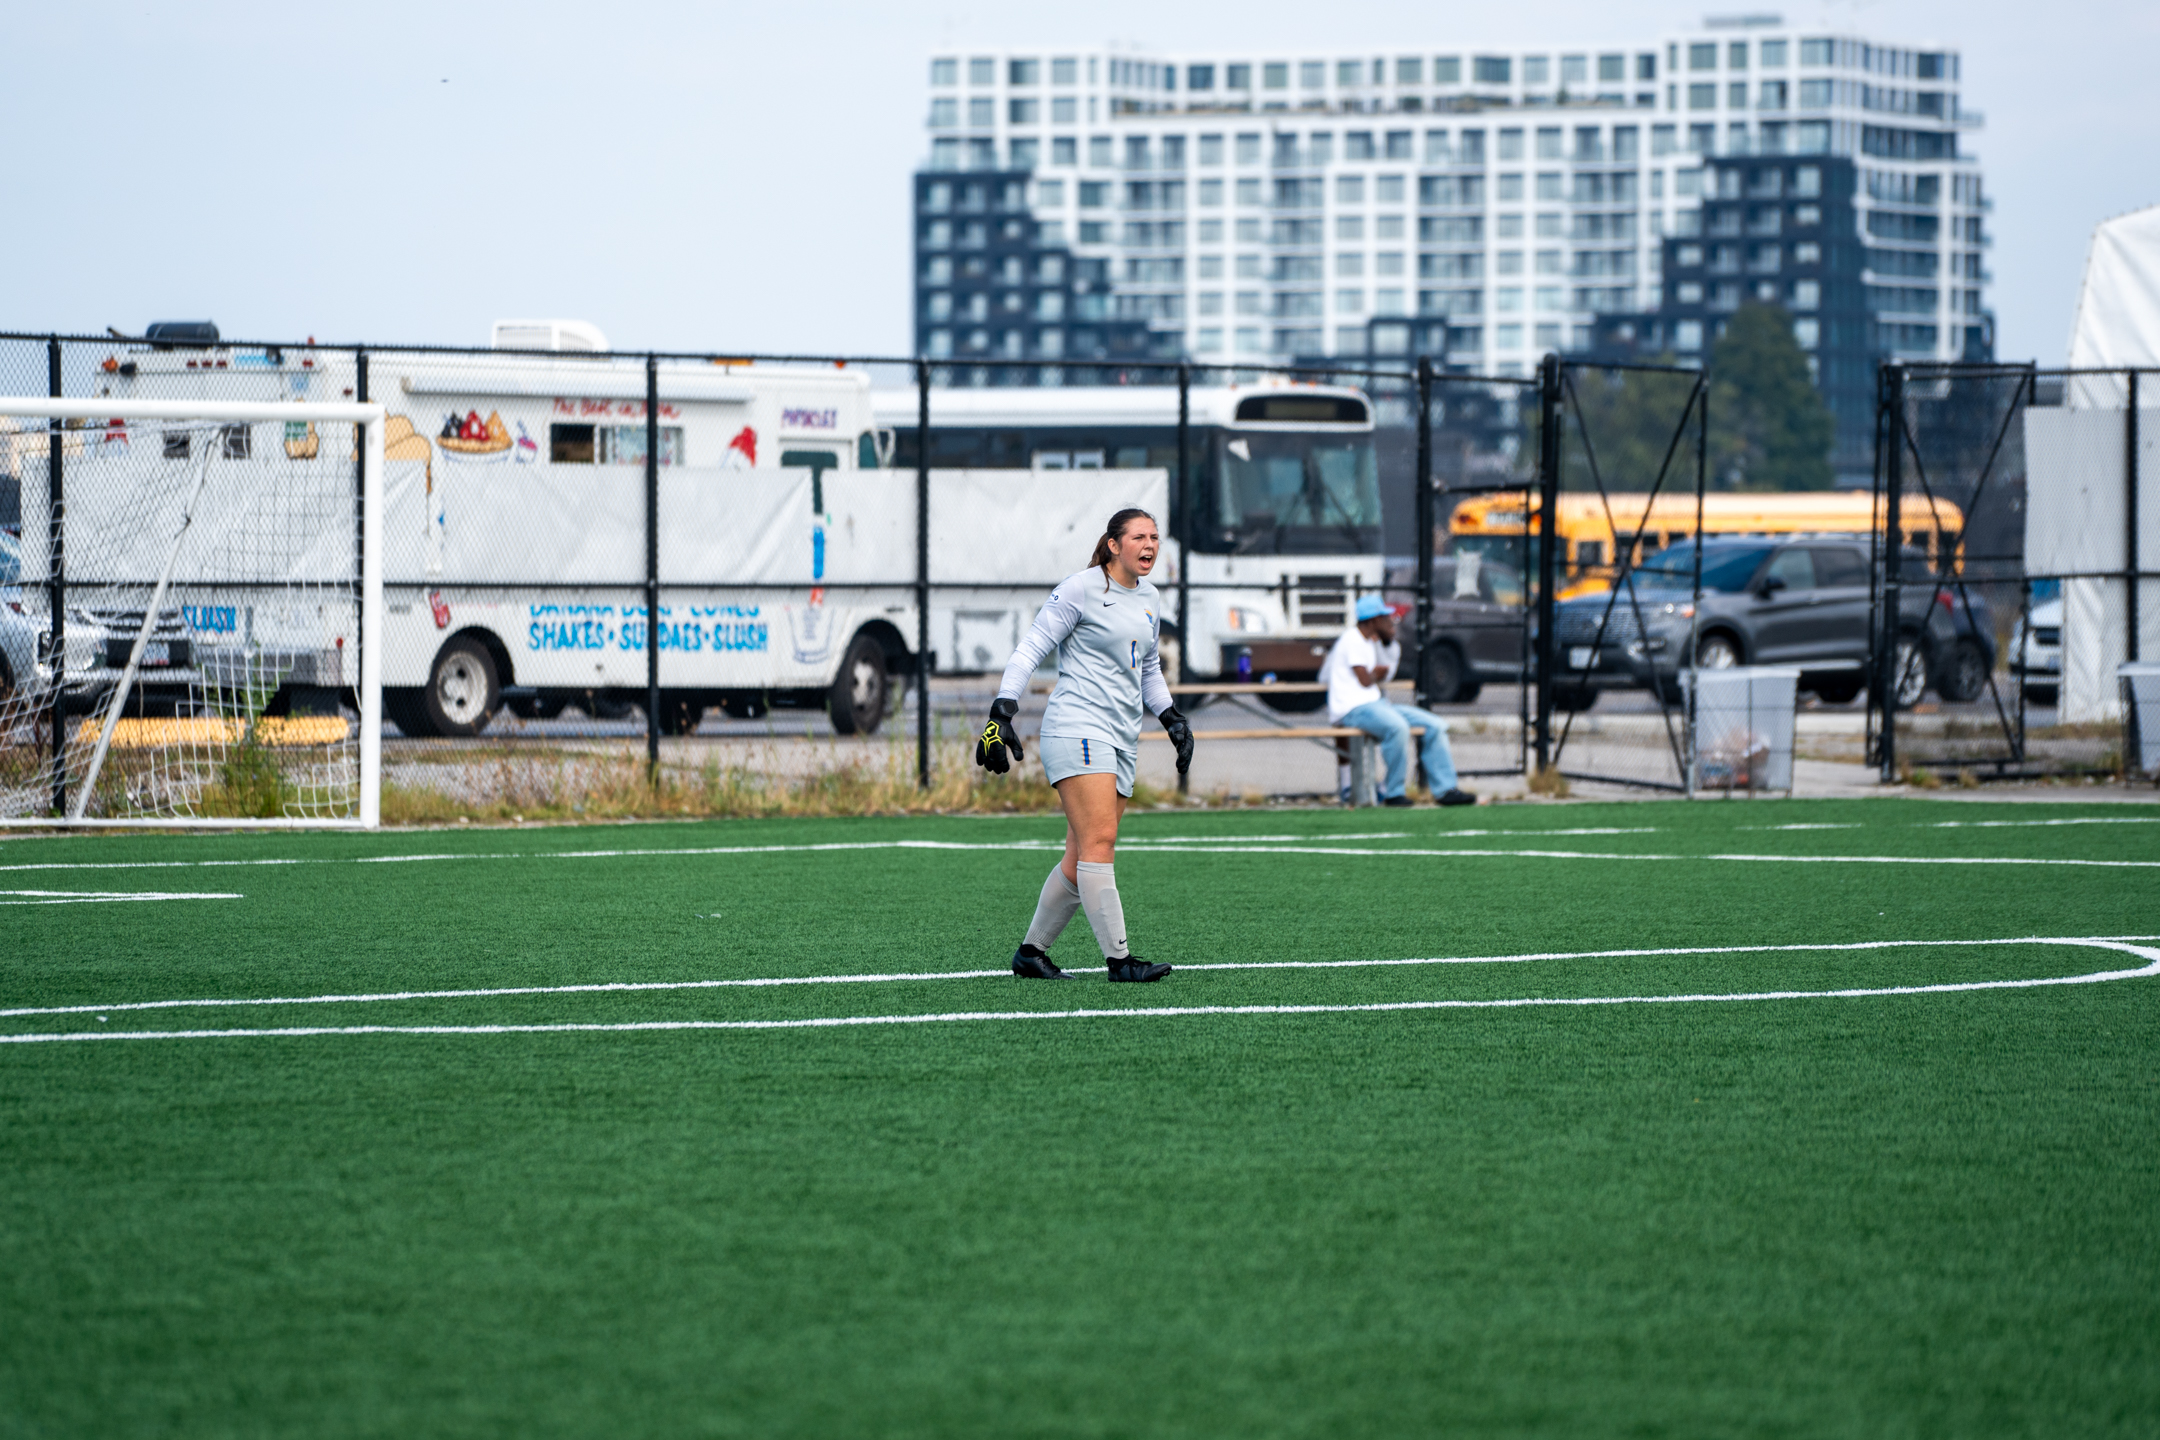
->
[1213,432,1380,555]
[1634,543,1773,592]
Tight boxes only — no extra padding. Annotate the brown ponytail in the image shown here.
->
[1090,507,1156,580]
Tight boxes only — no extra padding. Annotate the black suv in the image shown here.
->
[1549,539,1994,708]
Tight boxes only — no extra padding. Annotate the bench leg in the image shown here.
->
[1350,735,1378,808]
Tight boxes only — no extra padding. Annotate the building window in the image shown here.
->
[1264,62,1289,89]
[1226,63,1251,90]
[1336,288,1365,313]
[1796,121,1829,154]
[1335,215,1362,242]
[1728,41,1749,70]
[1761,40,1788,68]
[929,98,957,128]
[1524,56,1550,86]
[1089,136,1114,167]
[1188,64,1215,91]
[1196,328,1224,352]
[1800,38,1833,66]
[1199,178,1224,206]
[1536,212,1562,238]
[1760,80,1788,110]
[1535,250,1561,274]
[930,138,959,170]
[1052,137,1077,166]
[1300,61,1325,89]
[1497,173,1524,202]
[1495,287,1523,312]
[1375,288,1406,315]
[1536,173,1562,201]
[1198,218,1223,242]
[1010,59,1039,85]
[1052,56,1077,85]
[1639,53,1657,81]
[968,57,994,85]
[1384,130,1414,160]
[1676,281,1703,303]
[1052,97,1077,124]
[1597,54,1624,83]
[1728,82,1747,110]
[1375,175,1405,204]
[1562,55,1588,87]
[1429,56,1457,84]
[1675,320,1703,351]
[1335,174,1365,205]
[1793,317,1819,348]
[1236,133,1261,165]
[1234,327,1263,353]
[1345,131,1375,161]
[1688,83,1715,111]
[1651,124,1677,156]
[1689,43,1715,71]
[1792,280,1820,310]
[1496,323,1524,350]
[1396,56,1424,85]
[1010,139,1038,169]
[1473,55,1510,85]
[1376,215,1405,240]
[1198,134,1224,166]
[931,58,957,86]
[1035,179,1064,205]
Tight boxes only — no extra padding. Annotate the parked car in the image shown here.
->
[1547,538,1991,710]
[1385,553,1528,703]
[0,529,208,719]
[2007,596,2061,706]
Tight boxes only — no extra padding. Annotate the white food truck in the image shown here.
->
[78,322,1175,736]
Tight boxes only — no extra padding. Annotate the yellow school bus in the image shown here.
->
[1448,491,1965,597]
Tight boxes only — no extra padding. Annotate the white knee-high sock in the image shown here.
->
[1075,860,1129,960]
[1022,864,1082,951]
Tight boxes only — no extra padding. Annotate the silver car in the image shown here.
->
[0,530,205,719]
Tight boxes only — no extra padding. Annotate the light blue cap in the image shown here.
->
[1355,595,1390,622]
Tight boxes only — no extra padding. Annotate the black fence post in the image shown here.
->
[46,336,64,817]
[1878,363,1905,782]
[644,354,662,772]
[1414,356,1435,708]
[915,360,932,791]
[1175,361,1191,797]
[1533,352,1563,773]
[2129,368,2141,664]
[1688,375,1708,794]
[355,349,369,749]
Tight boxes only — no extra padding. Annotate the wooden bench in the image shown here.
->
[1140,724,1427,807]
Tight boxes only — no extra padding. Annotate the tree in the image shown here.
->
[1707,303,1834,491]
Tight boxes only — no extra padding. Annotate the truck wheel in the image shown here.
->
[1550,682,1598,713]
[829,633,890,735]
[423,637,500,737]
[1811,678,1864,706]
[655,696,705,736]
[1423,643,1470,703]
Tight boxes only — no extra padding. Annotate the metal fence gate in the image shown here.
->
[1869,361,2156,782]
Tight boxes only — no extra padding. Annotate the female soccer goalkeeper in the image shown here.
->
[974,506,1194,982]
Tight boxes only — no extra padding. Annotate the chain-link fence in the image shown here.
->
[1870,362,2157,783]
[9,331,1571,813]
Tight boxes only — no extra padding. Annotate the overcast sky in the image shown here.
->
[7,0,2153,364]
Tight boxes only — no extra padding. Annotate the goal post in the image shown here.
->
[0,398,384,827]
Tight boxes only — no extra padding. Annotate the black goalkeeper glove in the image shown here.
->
[1159,705,1194,775]
[975,696,1024,774]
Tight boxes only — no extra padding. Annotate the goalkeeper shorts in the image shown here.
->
[1039,734,1135,797]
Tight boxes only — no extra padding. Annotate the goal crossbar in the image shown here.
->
[0,398,385,828]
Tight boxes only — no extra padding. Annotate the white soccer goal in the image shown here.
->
[0,398,383,827]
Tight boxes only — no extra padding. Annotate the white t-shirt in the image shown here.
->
[1324,624,1400,723]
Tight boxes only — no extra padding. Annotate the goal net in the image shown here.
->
[0,399,383,826]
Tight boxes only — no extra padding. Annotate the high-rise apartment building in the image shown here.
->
[912,16,1989,436]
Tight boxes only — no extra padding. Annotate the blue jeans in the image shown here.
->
[1340,701,1458,799]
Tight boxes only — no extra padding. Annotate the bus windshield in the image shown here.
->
[1634,543,1773,592]
[1212,432,1380,555]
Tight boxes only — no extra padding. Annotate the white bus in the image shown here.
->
[874,381,1383,689]
[79,324,1164,737]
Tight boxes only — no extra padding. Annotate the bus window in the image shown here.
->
[1114,446,1149,468]
[1073,450,1105,469]
[1215,432,1380,553]
[1576,540,1606,572]
[857,431,881,469]
[1033,451,1071,470]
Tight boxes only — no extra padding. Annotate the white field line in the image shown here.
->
[1928,817,2160,828]
[0,890,241,906]
[7,936,2156,1028]
[2,835,2157,875]
[6,939,2155,1046]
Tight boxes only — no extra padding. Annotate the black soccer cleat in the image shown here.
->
[1436,787,1479,806]
[1107,955,1173,983]
[1012,944,1071,979]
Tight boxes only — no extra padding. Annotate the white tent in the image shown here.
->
[2025,205,2160,721]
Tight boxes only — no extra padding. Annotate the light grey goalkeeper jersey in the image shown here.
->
[997,566,1173,749]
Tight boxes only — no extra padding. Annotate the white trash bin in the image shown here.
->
[1686,666,1800,794]
[2119,663,2160,782]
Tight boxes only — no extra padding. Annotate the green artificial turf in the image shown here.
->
[2,799,2157,1438]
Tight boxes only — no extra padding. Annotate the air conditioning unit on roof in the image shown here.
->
[490,319,610,353]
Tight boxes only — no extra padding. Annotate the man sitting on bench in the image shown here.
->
[1324,595,1477,808]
